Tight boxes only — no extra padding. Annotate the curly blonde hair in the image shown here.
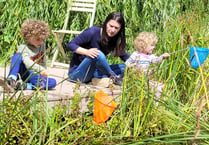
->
[20,19,50,41]
[134,31,158,52]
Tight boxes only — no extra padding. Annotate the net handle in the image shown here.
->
[169,47,189,55]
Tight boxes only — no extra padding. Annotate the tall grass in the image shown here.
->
[1,0,208,63]
[0,0,209,144]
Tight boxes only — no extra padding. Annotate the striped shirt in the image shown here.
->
[125,51,163,74]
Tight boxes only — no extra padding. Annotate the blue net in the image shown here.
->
[189,47,209,68]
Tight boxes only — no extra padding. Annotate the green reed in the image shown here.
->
[0,0,209,144]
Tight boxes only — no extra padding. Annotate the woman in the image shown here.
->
[67,12,130,86]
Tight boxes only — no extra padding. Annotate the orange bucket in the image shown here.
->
[93,90,117,124]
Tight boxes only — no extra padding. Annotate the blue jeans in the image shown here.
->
[9,53,30,81]
[28,71,56,90]
[8,53,56,90]
[68,50,125,83]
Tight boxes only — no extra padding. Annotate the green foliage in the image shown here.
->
[1,0,208,63]
[1,0,209,144]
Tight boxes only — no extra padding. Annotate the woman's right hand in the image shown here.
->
[86,48,99,58]
[76,47,99,58]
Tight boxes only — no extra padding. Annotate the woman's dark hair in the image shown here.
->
[101,12,126,56]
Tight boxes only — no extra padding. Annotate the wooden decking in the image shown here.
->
[0,66,122,112]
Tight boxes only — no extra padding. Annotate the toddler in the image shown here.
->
[7,19,56,90]
[125,31,170,104]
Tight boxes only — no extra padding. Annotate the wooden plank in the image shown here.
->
[73,0,96,3]
[70,7,95,12]
[72,3,95,8]
[52,30,81,34]
[0,66,121,112]
[52,62,69,68]
[53,32,67,61]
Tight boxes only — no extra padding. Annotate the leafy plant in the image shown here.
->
[1,0,209,144]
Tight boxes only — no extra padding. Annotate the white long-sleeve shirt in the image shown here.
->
[125,51,163,74]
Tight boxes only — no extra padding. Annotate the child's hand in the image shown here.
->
[162,53,170,59]
[148,70,152,76]
[40,70,49,77]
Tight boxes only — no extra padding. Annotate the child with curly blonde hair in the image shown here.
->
[126,31,170,104]
[126,31,170,74]
[7,19,56,90]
